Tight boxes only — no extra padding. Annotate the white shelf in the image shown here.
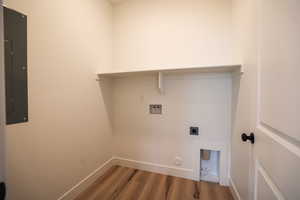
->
[97,64,242,94]
[97,64,242,78]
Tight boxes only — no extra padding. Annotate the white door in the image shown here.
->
[231,0,300,200]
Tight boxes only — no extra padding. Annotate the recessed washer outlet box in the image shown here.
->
[149,104,162,114]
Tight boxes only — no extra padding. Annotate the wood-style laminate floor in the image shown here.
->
[76,166,234,200]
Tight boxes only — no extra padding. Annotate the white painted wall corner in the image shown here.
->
[58,156,231,200]
[57,157,116,200]
[57,156,194,200]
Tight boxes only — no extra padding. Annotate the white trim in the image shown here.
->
[254,160,286,200]
[200,173,219,183]
[256,0,262,129]
[114,157,194,181]
[97,64,242,78]
[239,65,245,75]
[158,72,164,94]
[57,156,230,200]
[257,124,300,158]
[229,177,242,200]
[57,157,116,200]
[0,2,6,182]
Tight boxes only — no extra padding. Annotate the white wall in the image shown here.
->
[0,0,5,183]
[1,0,237,197]
[230,0,258,199]
[112,0,235,71]
[112,72,232,184]
[3,0,113,199]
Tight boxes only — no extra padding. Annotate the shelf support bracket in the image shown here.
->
[240,65,244,75]
[158,72,164,94]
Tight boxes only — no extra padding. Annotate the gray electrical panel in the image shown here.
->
[4,7,28,125]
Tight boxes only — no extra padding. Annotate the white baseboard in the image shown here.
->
[229,177,242,200]
[114,157,194,180]
[57,156,193,200]
[57,157,116,200]
[200,173,219,183]
[58,156,228,200]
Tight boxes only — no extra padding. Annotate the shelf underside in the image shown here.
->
[97,64,242,78]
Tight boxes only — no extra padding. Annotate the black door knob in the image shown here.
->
[241,133,255,144]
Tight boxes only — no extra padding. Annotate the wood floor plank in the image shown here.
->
[76,166,234,200]
[180,179,200,200]
[137,173,164,200]
[165,177,184,200]
[167,177,199,200]
[214,183,234,200]
[76,166,130,200]
[94,167,138,200]
[199,181,214,200]
[75,166,120,200]
[114,170,150,200]
[147,174,168,200]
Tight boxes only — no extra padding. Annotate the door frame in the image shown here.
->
[0,0,6,183]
